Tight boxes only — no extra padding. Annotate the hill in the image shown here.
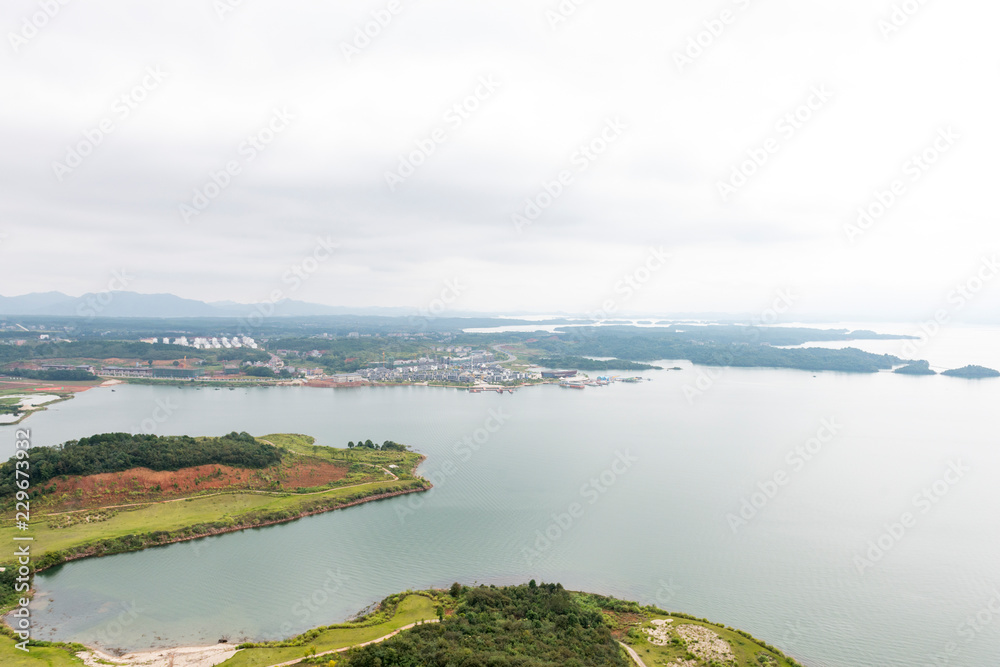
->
[216,583,805,667]
[893,360,937,375]
[941,365,1000,378]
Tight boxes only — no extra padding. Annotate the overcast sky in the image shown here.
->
[1,0,998,321]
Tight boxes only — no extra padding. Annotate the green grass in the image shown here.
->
[0,635,84,666]
[219,594,438,667]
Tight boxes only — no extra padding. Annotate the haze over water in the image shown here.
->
[9,326,1000,667]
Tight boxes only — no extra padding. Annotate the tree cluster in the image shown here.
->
[347,440,407,451]
[0,431,281,496]
[343,583,629,667]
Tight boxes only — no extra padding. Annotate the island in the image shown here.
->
[941,365,1000,379]
[3,583,807,667]
[893,360,937,375]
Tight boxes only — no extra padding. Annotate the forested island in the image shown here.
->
[893,361,936,375]
[525,327,907,373]
[941,365,1000,378]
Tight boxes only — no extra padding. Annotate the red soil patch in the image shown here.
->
[44,459,348,511]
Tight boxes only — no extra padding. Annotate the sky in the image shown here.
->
[1,0,998,322]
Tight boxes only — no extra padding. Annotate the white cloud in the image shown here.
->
[1,0,998,320]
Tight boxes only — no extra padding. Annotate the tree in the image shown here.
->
[348,441,355,449]
[450,582,463,597]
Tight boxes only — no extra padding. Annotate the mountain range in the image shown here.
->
[0,291,415,319]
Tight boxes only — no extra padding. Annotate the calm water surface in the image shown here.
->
[5,330,1000,667]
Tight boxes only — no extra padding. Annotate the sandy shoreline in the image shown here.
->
[77,643,240,667]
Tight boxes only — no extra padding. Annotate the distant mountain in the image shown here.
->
[0,292,415,318]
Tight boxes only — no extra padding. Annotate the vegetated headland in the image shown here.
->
[3,582,810,667]
[0,432,428,629]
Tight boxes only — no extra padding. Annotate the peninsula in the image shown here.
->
[0,432,428,599]
[4,583,807,667]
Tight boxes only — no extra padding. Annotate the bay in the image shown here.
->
[6,330,1000,667]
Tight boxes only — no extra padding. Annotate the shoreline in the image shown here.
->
[77,642,239,667]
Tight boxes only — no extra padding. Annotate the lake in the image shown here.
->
[6,327,1000,667]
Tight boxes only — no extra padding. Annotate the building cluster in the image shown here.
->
[141,336,258,350]
[356,350,529,385]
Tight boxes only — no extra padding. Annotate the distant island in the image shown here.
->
[941,365,1000,379]
[893,360,937,375]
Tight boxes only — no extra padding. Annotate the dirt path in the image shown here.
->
[619,641,649,667]
[264,619,440,667]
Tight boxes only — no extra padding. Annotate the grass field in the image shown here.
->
[218,594,439,667]
[0,636,84,666]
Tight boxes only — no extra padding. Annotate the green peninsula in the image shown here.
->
[0,433,427,601]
